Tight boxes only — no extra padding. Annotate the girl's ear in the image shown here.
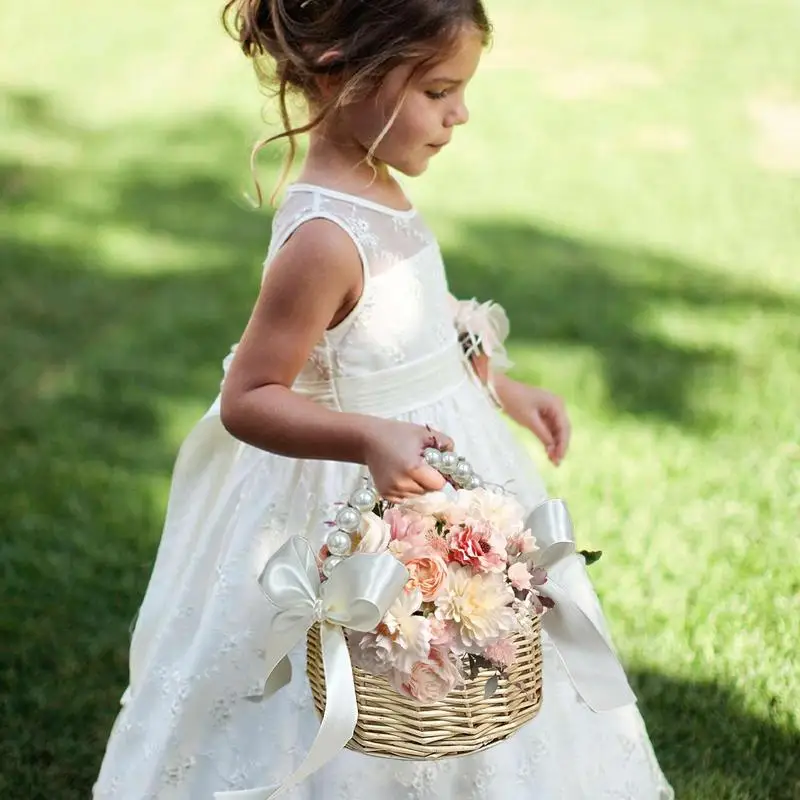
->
[314,49,346,100]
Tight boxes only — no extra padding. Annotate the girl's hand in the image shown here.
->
[362,419,454,503]
[494,376,571,466]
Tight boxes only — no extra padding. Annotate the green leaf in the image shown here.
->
[579,549,603,566]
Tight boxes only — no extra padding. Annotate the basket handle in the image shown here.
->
[321,448,484,576]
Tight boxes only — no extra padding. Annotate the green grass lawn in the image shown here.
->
[2,0,799,797]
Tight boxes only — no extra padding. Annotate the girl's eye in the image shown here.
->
[426,90,449,100]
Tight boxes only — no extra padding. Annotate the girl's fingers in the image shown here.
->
[559,414,572,459]
[412,463,448,492]
[528,411,555,450]
[384,473,439,503]
[424,426,454,452]
[551,402,571,460]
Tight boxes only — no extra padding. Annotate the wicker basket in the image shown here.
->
[306,619,543,760]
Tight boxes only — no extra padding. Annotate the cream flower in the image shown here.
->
[377,587,432,674]
[348,631,395,675]
[434,565,517,650]
[399,491,452,518]
[453,488,525,538]
[355,511,391,554]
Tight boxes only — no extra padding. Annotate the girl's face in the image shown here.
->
[338,26,484,177]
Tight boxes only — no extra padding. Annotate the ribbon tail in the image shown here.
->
[244,654,293,702]
[244,628,303,702]
[216,624,358,800]
[540,579,636,712]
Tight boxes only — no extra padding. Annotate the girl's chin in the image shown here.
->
[392,158,431,178]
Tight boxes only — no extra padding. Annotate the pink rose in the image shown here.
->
[391,648,463,704]
[405,556,448,601]
[508,561,533,591]
[484,637,518,669]
[446,522,507,573]
[385,507,430,545]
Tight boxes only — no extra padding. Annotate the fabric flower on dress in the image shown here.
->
[452,298,513,370]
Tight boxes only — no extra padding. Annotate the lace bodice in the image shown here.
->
[265,184,458,384]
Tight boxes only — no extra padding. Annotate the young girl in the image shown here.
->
[93,1,674,797]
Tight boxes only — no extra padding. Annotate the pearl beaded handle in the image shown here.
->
[321,448,485,578]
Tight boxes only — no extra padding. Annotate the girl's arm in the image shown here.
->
[449,292,571,465]
[221,221,452,501]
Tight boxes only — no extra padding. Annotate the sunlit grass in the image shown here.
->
[1,0,798,797]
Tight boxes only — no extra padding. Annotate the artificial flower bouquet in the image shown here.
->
[253,444,626,784]
[317,448,552,705]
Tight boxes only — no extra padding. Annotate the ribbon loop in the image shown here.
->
[219,536,407,800]
[525,499,636,712]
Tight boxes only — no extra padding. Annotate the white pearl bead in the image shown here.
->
[335,506,362,533]
[455,460,474,481]
[440,452,459,474]
[466,474,483,490]
[322,556,343,577]
[423,447,443,470]
[327,531,353,557]
[350,487,378,512]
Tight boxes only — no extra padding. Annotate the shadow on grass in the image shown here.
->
[631,670,800,799]
[1,89,275,797]
[1,90,797,799]
[443,223,795,432]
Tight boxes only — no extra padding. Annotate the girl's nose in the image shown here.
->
[446,101,470,128]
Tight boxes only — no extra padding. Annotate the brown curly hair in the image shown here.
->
[222,0,492,203]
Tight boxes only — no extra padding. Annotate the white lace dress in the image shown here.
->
[92,184,674,800]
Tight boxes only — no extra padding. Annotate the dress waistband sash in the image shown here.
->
[292,344,468,416]
[208,343,470,419]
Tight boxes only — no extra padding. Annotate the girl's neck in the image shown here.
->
[296,130,411,211]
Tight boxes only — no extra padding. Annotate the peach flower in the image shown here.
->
[405,556,448,601]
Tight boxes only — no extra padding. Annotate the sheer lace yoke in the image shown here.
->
[266,184,459,383]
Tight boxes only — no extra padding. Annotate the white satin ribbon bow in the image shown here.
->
[526,499,636,712]
[215,536,408,800]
